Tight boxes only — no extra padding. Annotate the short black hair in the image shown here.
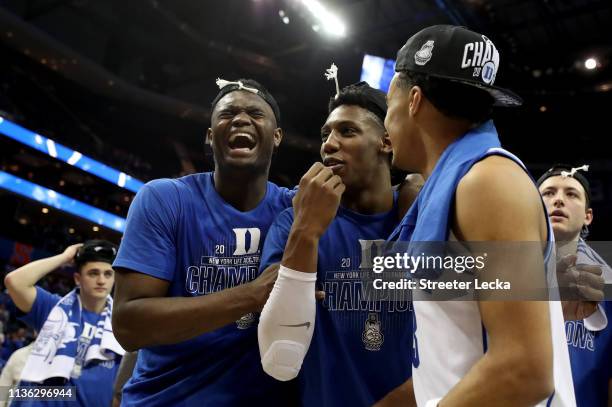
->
[327,82,387,128]
[211,78,281,125]
[396,71,494,124]
[75,240,117,271]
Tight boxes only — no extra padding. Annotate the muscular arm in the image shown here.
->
[282,163,345,271]
[440,156,554,406]
[4,244,81,313]
[112,351,138,407]
[258,163,344,381]
[112,265,277,351]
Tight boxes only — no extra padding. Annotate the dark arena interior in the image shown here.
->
[0,0,610,405]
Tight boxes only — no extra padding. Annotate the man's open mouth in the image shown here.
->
[228,133,256,150]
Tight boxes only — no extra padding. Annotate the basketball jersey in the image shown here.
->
[261,199,413,407]
[388,121,576,406]
[565,240,612,407]
[113,172,297,406]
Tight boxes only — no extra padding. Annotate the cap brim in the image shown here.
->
[401,69,524,107]
[447,78,523,107]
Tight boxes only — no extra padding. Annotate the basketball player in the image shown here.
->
[383,25,575,406]
[537,164,612,406]
[258,82,416,406]
[111,79,298,406]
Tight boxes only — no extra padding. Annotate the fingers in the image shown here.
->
[324,174,344,190]
[263,263,280,274]
[312,166,335,185]
[577,273,605,301]
[578,301,599,319]
[299,164,344,198]
[558,254,577,270]
[575,264,604,301]
[302,163,342,187]
[336,183,346,195]
[300,162,328,186]
[576,264,603,276]
[315,290,326,301]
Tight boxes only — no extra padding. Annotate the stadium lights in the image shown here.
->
[279,9,290,24]
[301,0,346,37]
[0,116,144,193]
[0,171,126,233]
[585,57,597,70]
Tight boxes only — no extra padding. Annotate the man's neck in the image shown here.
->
[213,167,269,212]
[341,168,393,215]
[417,119,473,180]
[80,294,106,314]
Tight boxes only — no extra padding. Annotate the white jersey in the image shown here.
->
[412,288,575,406]
[411,150,576,406]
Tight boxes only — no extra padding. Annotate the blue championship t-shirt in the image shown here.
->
[113,172,297,406]
[261,202,413,407]
[565,300,612,407]
[15,287,120,407]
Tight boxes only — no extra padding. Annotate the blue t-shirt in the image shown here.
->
[566,301,612,407]
[113,172,297,406]
[261,202,413,407]
[15,287,120,407]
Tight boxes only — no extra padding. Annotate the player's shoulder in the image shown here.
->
[459,155,539,202]
[274,206,295,225]
[266,181,297,209]
[454,155,544,240]
[141,173,209,200]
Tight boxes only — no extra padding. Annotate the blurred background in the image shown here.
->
[0,0,610,330]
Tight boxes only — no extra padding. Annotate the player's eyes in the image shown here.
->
[217,111,233,119]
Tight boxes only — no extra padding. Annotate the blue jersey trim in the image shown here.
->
[546,390,555,407]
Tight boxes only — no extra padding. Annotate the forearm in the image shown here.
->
[258,266,317,381]
[281,221,319,272]
[4,254,66,289]
[113,283,258,350]
[113,351,138,401]
[440,350,552,406]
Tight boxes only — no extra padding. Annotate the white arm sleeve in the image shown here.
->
[258,265,317,381]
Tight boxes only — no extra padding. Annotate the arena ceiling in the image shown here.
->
[1,0,611,179]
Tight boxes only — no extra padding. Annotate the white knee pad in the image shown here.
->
[258,265,316,381]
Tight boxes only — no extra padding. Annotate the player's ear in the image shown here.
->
[380,131,393,155]
[273,128,283,149]
[205,128,213,146]
[584,208,593,226]
[409,86,423,117]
